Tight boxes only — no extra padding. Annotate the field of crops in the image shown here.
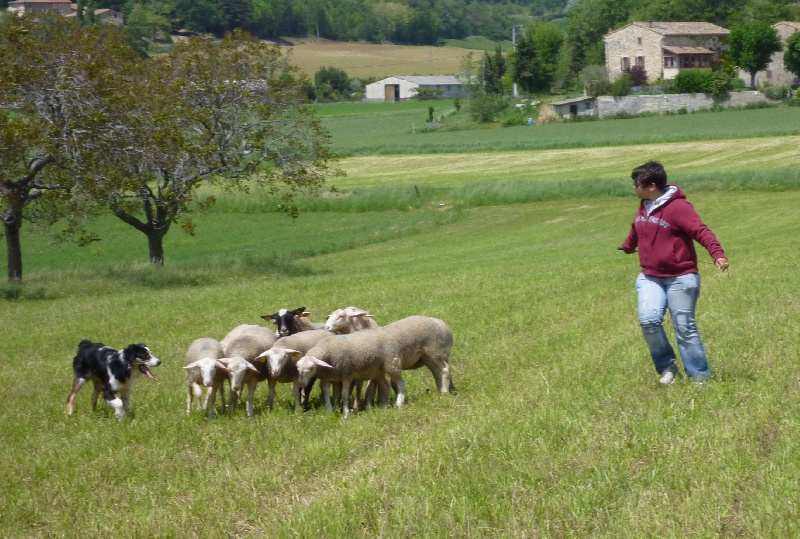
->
[3,101,800,537]
[283,39,484,78]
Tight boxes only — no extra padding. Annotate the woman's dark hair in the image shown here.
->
[632,161,668,189]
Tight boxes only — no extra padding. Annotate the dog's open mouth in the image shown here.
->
[139,364,158,381]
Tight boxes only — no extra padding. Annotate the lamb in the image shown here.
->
[379,315,454,393]
[253,329,334,411]
[323,306,380,334]
[183,337,227,418]
[223,331,276,416]
[295,329,405,418]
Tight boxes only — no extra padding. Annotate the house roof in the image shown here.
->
[394,76,462,86]
[551,96,594,106]
[606,21,730,38]
[774,21,800,30]
[662,46,716,55]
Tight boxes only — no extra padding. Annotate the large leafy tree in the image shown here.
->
[92,30,336,264]
[784,31,800,81]
[729,22,783,89]
[0,14,139,281]
[511,32,540,95]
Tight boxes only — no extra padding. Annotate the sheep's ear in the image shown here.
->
[299,311,312,318]
[285,349,302,359]
[291,307,307,316]
[311,357,333,369]
[262,313,279,324]
[348,308,371,318]
[246,362,260,372]
[184,360,201,369]
[254,350,269,363]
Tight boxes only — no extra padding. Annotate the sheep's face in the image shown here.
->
[323,309,348,332]
[265,348,301,378]
[184,358,224,387]
[296,355,333,388]
[224,357,258,394]
[263,307,306,337]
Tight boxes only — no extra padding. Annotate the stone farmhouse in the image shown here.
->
[7,0,123,24]
[741,21,800,88]
[604,21,729,83]
[364,76,468,102]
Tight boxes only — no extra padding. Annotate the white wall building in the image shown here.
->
[364,76,468,102]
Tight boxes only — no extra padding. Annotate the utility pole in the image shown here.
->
[512,25,523,99]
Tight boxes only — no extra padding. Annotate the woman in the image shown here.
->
[620,161,729,384]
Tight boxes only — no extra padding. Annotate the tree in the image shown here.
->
[314,66,350,101]
[531,21,565,91]
[90,30,337,264]
[510,32,540,94]
[0,14,138,281]
[729,22,783,89]
[784,31,800,81]
[482,45,506,95]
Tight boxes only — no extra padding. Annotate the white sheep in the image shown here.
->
[223,332,275,416]
[254,329,334,411]
[220,324,276,352]
[296,329,404,418]
[323,306,380,333]
[379,315,454,393]
[183,337,227,419]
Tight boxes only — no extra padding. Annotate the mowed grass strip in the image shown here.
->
[2,191,800,537]
[335,136,800,188]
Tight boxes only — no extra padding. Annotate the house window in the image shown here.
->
[636,56,645,68]
[637,37,642,45]
[664,56,676,68]
[767,70,773,79]
[621,57,630,71]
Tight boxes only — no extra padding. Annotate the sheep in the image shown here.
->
[380,315,454,394]
[183,337,227,419]
[295,329,405,418]
[253,329,335,411]
[220,324,276,351]
[323,306,380,334]
[219,355,261,417]
[262,307,325,337]
[223,331,276,416]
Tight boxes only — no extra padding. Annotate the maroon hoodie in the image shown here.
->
[620,185,726,278]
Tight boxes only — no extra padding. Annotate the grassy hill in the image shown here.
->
[2,103,800,537]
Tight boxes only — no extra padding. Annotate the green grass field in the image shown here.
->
[3,103,800,537]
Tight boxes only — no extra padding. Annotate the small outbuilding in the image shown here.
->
[551,96,596,119]
[364,76,468,102]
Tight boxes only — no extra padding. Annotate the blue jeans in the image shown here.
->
[635,272,712,381]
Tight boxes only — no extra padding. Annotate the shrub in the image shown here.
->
[761,83,790,100]
[609,74,632,96]
[626,65,648,86]
[468,91,508,123]
[672,69,713,94]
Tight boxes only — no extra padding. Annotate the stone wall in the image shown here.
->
[595,91,769,117]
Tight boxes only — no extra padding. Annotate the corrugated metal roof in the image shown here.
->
[395,76,463,85]
[551,96,594,106]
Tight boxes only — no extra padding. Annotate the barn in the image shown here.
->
[364,76,468,102]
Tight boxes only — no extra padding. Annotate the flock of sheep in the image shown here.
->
[184,307,454,418]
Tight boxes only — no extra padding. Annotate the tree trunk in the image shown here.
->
[147,230,166,266]
[750,71,757,90]
[3,207,23,281]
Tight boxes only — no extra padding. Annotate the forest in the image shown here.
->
[3,0,799,45]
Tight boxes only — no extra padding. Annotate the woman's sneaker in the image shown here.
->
[659,366,678,385]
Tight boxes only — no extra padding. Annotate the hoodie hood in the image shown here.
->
[643,185,681,215]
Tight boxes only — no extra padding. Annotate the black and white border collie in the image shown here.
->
[66,339,161,420]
